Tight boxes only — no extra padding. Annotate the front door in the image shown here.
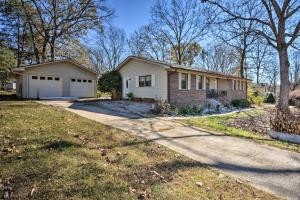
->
[123,77,130,98]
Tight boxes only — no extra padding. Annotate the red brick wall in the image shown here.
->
[168,72,247,107]
[216,81,247,105]
[168,72,206,107]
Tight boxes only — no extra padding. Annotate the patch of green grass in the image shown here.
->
[181,108,300,153]
[0,101,279,199]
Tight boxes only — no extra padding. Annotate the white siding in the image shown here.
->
[119,59,168,100]
[19,61,97,98]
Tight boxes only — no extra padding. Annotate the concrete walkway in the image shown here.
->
[41,101,300,200]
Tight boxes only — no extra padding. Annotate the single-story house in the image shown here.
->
[12,59,98,99]
[117,56,250,107]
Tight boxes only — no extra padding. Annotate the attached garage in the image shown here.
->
[12,59,98,99]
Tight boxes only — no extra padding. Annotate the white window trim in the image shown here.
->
[196,75,205,90]
[136,75,153,88]
[179,72,189,90]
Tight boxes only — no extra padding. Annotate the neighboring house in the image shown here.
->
[252,83,275,96]
[12,59,98,99]
[290,88,300,98]
[117,56,249,107]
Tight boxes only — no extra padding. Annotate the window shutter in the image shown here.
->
[188,74,191,90]
[178,73,181,89]
[232,80,235,90]
[136,76,139,87]
[151,74,155,87]
[196,75,199,90]
[203,76,206,90]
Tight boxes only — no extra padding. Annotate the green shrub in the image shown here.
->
[249,95,264,106]
[216,104,220,112]
[126,92,134,100]
[178,105,202,116]
[98,71,122,93]
[231,99,251,108]
[264,93,276,104]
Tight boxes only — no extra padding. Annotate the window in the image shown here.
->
[88,80,92,83]
[83,79,87,82]
[54,77,60,81]
[241,81,244,90]
[197,75,203,90]
[180,73,188,90]
[40,76,45,80]
[206,78,210,90]
[139,75,151,87]
[233,80,237,90]
[32,76,38,80]
[77,79,82,82]
[71,79,76,82]
[47,77,53,80]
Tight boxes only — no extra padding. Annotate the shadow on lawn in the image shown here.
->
[42,140,82,150]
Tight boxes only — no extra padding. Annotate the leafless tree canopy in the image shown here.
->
[203,0,300,110]
[90,26,126,73]
[0,0,114,65]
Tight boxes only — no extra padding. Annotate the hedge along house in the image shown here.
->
[12,59,98,99]
[117,56,250,107]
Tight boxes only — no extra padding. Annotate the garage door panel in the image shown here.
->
[70,79,94,98]
[29,75,62,98]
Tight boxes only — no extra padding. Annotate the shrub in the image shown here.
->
[152,99,172,115]
[126,92,134,100]
[231,99,251,108]
[216,104,220,112]
[98,71,122,93]
[249,95,264,106]
[270,109,300,135]
[178,105,202,116]
[265,93,276,104]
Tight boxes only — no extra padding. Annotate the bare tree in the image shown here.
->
[128,25,169,61]
[202,0,300,111]
[1,0,113,64]
[289,51,300,90]
[203,43,239,73]
[91,26,126,72]
[213,7,258,78]
[152,0,209,65]
[248,39,274,84]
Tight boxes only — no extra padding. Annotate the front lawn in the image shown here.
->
[0,101,279,199]
[181,107,300,153]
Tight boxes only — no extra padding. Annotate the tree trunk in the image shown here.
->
[277,47,290,110]
[240,49,246,78]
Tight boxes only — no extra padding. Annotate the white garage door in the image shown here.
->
[70,78,94,98]
[29,75,63,98]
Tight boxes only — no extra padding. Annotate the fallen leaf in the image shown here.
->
[196,182,203,187]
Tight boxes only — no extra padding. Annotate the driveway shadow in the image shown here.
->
[68,101,155,119]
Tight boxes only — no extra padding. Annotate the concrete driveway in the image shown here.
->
[40,100,300,200]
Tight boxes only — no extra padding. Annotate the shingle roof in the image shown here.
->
[117,56,250,81]
[14,59,98,75]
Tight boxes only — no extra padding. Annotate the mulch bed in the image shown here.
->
[224,107,300,135]
[223,107,274,135]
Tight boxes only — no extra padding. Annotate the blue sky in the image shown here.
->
[107,0,154,35]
